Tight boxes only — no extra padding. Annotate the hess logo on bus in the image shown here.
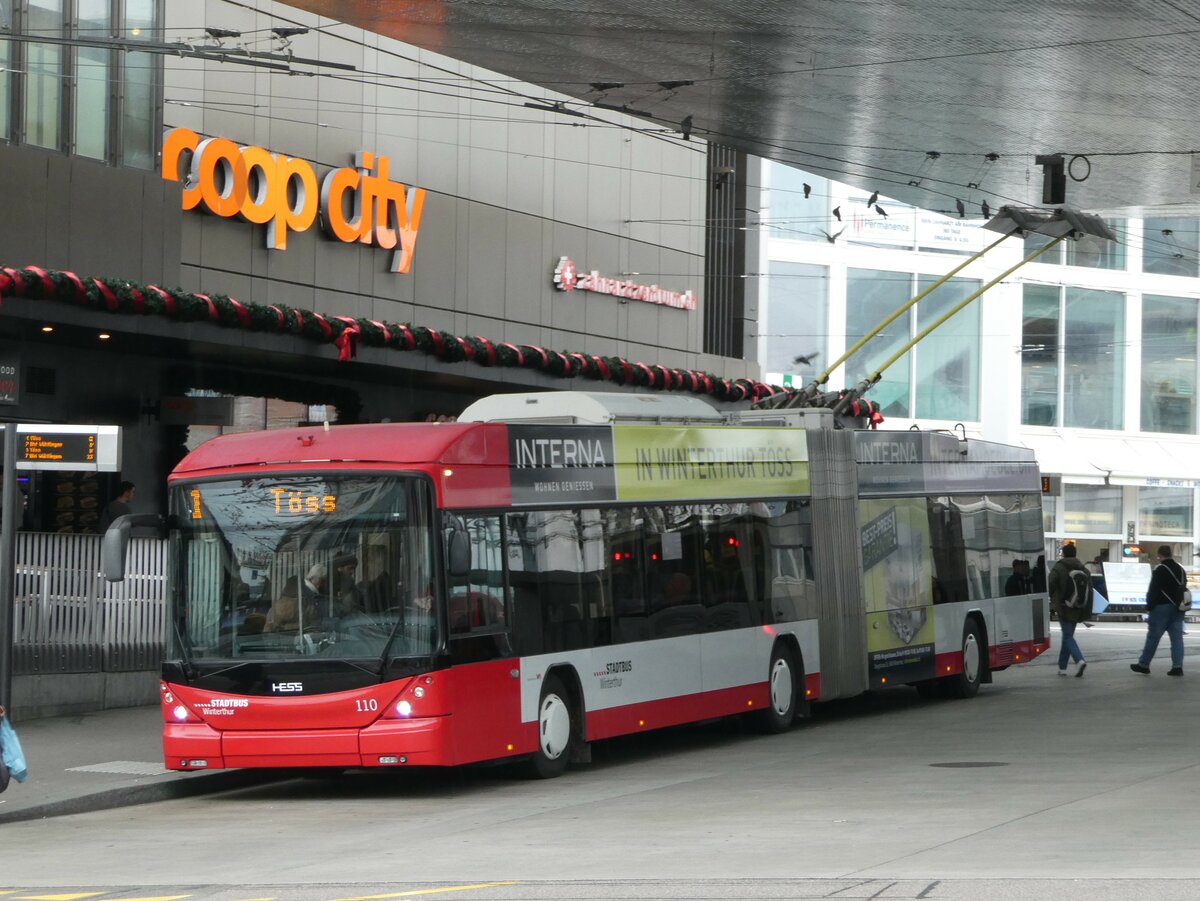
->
[271,682,303,693]
[161,127,426,274]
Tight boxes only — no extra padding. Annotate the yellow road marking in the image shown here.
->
[17,895,106,900]
[332,883,519,901]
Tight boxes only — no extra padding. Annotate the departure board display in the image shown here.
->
[14,425,120,472]
[21,431,96,465]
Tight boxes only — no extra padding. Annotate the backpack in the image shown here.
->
[1062,569,1093,610]
[1160,562,1192,613]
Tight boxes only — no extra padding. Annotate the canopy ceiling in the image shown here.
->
[288,0,1200,219]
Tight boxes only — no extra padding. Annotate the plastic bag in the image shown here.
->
[1,715,27,783]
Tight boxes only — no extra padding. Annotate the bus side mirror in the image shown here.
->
[448,527,471,579]
[101,513,163,582]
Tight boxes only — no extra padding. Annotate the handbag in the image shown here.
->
[0,715,27,783]
[1180,587,1193,613]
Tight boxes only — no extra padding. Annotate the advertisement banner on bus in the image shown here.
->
[612,426,809,501]
[507,425,617,505]
[861,498,935,683]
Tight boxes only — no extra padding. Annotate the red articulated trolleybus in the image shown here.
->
[103,392,1050,776]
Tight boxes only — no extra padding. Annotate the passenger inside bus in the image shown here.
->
[264,577,314,633]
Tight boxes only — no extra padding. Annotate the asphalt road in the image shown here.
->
[2,621,1197,900]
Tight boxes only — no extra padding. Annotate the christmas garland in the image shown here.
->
[0,264,881,422]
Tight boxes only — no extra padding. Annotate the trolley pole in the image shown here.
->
[0,423,17,716]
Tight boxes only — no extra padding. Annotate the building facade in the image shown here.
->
[760,161,1200,571]
[0,0,762,531]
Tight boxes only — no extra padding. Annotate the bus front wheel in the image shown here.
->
[757,644,799,733]
[529,674,573,778]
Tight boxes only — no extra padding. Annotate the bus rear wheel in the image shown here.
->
[948,618,985,699]
[528,674,573,778]
[757,644,799,733]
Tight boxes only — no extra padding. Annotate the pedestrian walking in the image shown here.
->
[1049,544,1090,676]
[1131,545,1187,676]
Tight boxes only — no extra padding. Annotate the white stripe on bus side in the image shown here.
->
[517,619,820,723]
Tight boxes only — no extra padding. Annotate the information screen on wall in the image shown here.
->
[15,425,120,472]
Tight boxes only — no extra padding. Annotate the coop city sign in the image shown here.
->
[161,127,425,274]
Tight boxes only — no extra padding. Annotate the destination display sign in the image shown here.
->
[16,424,120,471]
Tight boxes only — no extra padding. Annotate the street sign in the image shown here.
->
[15,424,120,472]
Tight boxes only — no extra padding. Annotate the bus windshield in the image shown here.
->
[169,474,437,663]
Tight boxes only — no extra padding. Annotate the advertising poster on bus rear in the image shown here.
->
[860,497,935,684]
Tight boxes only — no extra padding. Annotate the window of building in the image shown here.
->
[1063,287,1124,429]
[24,0,64,150]
[2,0,159,166]
[1023,285,1125,430]
[845,269,981,421]
[1041,494,1057,535]
[766,164,827,241]
[913,274,980,421]
[1021,284,1059,426]
[1138,487,1194,538]
[119,0,156,168]
[0,1,10,139]
[846,268,912,417]
[763,262,827,383]
[1141,295,1198,434]
[1143,218,1200,278]
[1024,219,1126,270]
[74,0,110,159]
[1062,484,1121,535]
[1065,220,1126,270]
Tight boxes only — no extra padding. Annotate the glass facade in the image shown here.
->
[1144,218,1200,278]
[3,0,158,167]
[25,0,63,150]
[120,0,156,168]
[846,268,912,417]
[0,1,10,138]
[1063,287,1124,429]
[767,166,827,242]
[1022,285,1124,429]
[1023,219,1126,270]
[1141,295,1199,434]
[913,274,980,421]
[1062,485,1121,535]
[75,0,111,159]
[763,262,828,383]
[1138,487,1194,538]
[1021,284,1059,426]
[842,270,981,420]
[764,160,1200,561]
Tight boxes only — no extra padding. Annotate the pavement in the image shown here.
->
[0,704,284,825]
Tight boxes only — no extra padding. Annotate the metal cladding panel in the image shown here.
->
[855,432,1040,496]
[807,428,867,700]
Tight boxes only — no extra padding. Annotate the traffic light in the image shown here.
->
[1122,543,1142,558]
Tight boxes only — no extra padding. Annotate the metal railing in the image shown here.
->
[12,531,167,674]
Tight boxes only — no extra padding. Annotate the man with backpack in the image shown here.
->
[1131,545,1187,676]
[1049,543,1091,677]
